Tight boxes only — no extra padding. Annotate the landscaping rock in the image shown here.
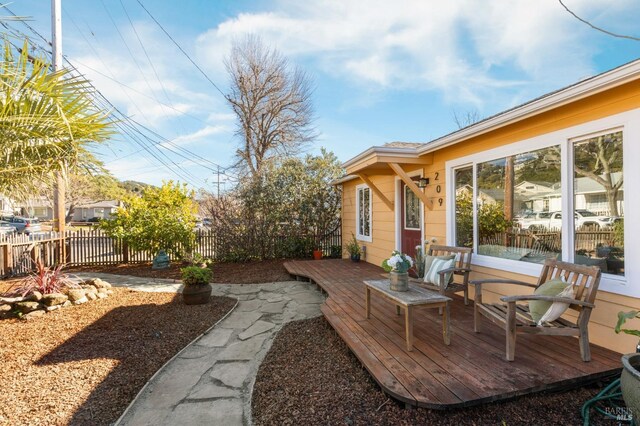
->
[83,285,98,295]
[97,287,108,295]
[83,278,111,289]
[67,289,86,303]
[0,296,25,304]
[96,293,107,299]
[21,309,45,320]
[41,293,68,307]
[86,292,97,301]
[73,296,89,305]
[14,301,41,314]
[27,291,43,302]
[0,304,13,319]
[62,301,72,307]
[45,305,60,312]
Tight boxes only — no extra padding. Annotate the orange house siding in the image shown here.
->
[341,79,640,354]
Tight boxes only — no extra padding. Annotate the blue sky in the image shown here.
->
[7,0,640,191]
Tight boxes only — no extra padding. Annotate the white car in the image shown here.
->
[518,210,612,231]
[0,220,17,236]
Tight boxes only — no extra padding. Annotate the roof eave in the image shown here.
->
[417,59,640,155]
[341,146,419,169]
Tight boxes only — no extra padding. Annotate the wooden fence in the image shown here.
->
[0,226,342,277]
[480,227,616,257]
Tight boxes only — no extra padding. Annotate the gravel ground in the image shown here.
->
[67,259,292,284]
[0,288,236,426]
[252,316,613,426]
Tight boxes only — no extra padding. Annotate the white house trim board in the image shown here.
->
[445,108,638,298]
[355,183,372,243]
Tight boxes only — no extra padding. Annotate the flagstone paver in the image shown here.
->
[72,273,325,426]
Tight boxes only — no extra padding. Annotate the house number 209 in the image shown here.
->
[438,198,443,206]
[436,185,441,193]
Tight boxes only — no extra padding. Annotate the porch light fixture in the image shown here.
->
[417,177,429,188]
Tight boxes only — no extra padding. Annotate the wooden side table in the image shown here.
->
[364,279,451,351]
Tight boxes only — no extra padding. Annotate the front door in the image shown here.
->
[400,182,422,258]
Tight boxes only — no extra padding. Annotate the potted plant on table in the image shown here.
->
[346,233,361,262]
[615,310,640,419]
[382,250,413,292]
[181,266,213,305]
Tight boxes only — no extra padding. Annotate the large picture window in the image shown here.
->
[356,185,372,241]
[450,128,627,274]
[573,131,624,276]
[475,145,562,264]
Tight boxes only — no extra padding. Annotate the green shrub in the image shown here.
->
[181,266,212,286]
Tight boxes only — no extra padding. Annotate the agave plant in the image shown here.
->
[0,39,112,199]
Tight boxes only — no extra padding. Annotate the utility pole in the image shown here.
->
[52,0,66,261]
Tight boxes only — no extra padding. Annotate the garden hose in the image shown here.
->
[581,378,634,425]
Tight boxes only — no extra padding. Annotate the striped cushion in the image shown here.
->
[424,257,456,288]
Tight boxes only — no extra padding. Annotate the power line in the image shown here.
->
[2,6,232,191]
[136,0,227,98]
[119,0,185,133]
[558,0,640,42]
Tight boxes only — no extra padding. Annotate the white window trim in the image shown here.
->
[446,108,639,298]
[356,183,372,242]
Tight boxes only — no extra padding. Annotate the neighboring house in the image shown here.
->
[19,197,54,220]
[0,195,19,217]
[71,200,120,221]
[335,59,640,354]
[16,198,122,222]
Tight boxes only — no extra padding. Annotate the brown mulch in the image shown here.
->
[0,288,236,426]
[67,259,292,284]
[252,316,613,426]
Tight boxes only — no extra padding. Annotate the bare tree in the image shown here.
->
[453,109,482,129]
[225,35,316,178]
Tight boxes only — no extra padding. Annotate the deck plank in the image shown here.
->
[284,259,622,409]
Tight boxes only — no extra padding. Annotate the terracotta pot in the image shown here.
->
[182,283,212,305]
[621,353,640,420]
[390,271,409,291]
[313,250,322,260]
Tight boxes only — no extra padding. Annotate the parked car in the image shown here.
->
[0,220,17,236]
[2,216,42,235]
[516,212,552,230]
[517,210,612,231]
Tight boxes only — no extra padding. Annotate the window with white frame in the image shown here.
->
[447,114,633,295]
[356,185,372,241]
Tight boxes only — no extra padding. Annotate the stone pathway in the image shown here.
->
[73,273,325,426]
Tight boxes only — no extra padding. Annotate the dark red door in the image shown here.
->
[401,182,422,258]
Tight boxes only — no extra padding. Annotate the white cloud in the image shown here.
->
[195,0,638,108]
[168,125,229,147]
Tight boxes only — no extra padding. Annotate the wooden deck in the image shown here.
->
[284,259,622,409]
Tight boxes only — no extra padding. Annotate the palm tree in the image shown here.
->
[0,40,112,199]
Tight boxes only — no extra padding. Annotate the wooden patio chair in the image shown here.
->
[417,245,473,305]
[470,259,602,362]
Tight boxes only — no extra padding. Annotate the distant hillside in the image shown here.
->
[119,180,157,194]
